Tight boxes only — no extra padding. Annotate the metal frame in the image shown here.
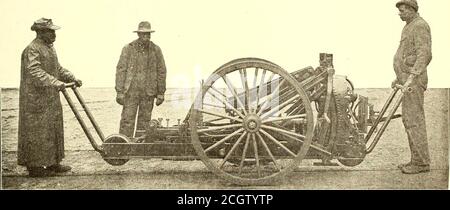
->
[61,53,405,185]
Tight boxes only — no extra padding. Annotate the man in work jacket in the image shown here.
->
[392,0,432,174]
[115,21,167,138]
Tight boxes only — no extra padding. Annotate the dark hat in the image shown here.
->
[133,21,155,33]
[396,0,419,12]
[30,18,61,31]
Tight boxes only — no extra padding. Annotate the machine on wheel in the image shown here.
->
[61,53,405,185]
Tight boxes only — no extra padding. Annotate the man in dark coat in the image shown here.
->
[18,18,82,177]
[115,21,167,138]
[392,0,432,174]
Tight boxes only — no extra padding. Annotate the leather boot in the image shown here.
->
[27,167,57,177]
[397,161,413,169]
[47,164,72,173]
[401,164,430,174]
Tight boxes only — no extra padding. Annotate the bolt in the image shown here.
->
[219,148,226,157]
[248,121,257,129]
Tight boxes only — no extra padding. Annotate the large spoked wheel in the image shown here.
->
[190,58,314,185]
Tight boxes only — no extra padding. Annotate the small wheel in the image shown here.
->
[190,58,314,185]
[337,157,365,167]
[336,142,366,167]
[102,134,130,166]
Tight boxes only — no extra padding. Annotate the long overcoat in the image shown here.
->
[18,38,75,167]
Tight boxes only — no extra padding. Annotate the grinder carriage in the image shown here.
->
[62,53,403,185]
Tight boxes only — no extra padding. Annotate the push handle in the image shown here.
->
[70,86,106,141]
[60,83,105,153]
[64,82,77,88]
[364,87,405,154]
[394,84,413,92]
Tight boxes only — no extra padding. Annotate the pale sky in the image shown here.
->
[1,0,449,88]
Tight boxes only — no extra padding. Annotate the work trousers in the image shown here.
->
[119,89,155,138]
[401,84,430,166]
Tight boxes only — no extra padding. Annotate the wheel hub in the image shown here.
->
[243,114,261,133]
[248,121,257,129]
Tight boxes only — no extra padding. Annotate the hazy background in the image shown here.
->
[1,0,449,88]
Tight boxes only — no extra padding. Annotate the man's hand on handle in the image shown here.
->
[74,78,83,87]
[155,95,164,106]
[402,74,415,92]
[55,81,66,91]
[391,79,399,89]
[116,93,124,105]
[392,74,415,92]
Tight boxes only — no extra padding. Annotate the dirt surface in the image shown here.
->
[1,88,449,189]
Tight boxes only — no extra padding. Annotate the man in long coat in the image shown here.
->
[392,0,432,174]
[18,18,82,177]
[115,21,167,138]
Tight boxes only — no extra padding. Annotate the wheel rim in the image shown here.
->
[102,134,130,166]
[190,58,314,185]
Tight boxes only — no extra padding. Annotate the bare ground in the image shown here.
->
[1,88,449,189]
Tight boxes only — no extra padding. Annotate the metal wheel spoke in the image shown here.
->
[219,131,248,169]
[222,75,248,115]
[256,132,280,171]
[205,128,244,153]
[260,125,305,141]
[262,114,307,123]
[275,131,331,155]
[260,94,300,120]
[239,69,250,112]
[198,109,243,123]
[253,68,259,88]
[251,68,259,114]
[239,134,252,175]
[257,80,286,116]
[204,117,226,124]
[263,72,277,109]
[207,88,245,119]
[259,129,296,157]
[259,70,267,93]
[209,85,227,98]
[198,123,242,133]
[206,89,227,106]
[252,134,261,177]
[203,103,226,109]
[267,73,276,83]
[267,87,295,112]
[285,99,304,116]
[256,69,267,111]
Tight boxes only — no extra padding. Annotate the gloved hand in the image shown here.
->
[391,79,399,89]
[155,95,164,106]
[55,81,66,91]
[116,93,124,105]
[74,78,83,87]
[401,74,415,92]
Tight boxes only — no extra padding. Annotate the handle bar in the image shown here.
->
[365,86,405,154]
[64,82,78,88]
[394,84,412,92]
[60,83,105,154]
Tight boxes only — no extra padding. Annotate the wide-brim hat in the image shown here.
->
[396,0,419,12]
[133,21,155,33]
[31,18,61,31]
